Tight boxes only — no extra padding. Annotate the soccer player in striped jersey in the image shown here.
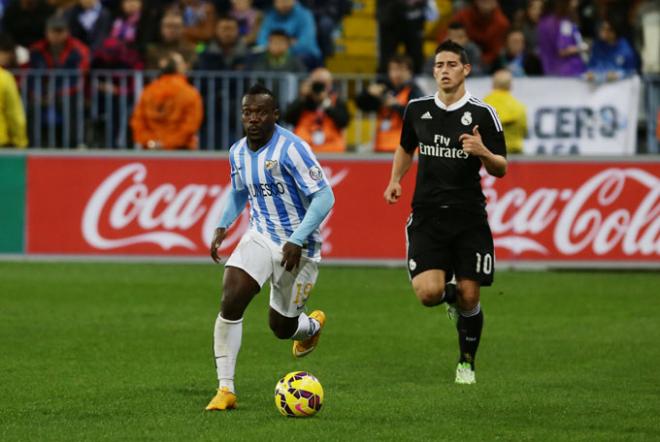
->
[383,40,507,385]
[206,84,335,411]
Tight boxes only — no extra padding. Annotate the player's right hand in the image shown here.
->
[210,227,227,264]
[383,182,402,204]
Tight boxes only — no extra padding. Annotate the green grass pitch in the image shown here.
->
[1,262,659,441]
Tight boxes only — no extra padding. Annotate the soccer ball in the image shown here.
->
[274,371,324,417]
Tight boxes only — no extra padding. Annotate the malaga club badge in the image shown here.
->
[309,166,323,181]
[461,111,472,126]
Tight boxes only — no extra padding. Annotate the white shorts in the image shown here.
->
[225,230,319,318]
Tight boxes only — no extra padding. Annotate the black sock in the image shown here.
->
[443,282,457,304]
[456,307,483,370]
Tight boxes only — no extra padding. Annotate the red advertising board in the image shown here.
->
[26,155,659,265]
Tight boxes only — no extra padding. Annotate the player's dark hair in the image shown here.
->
[435,40,470,65]
[244,84,279,108]
[388,54,414,72]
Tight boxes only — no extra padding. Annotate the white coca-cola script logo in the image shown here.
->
[484,167,659,256]
[82,162,347,251]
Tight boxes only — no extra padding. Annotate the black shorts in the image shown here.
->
[405,207,495,286]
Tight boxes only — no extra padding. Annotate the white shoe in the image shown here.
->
[455,362,476,384]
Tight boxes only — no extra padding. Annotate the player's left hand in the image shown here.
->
[459,125,488,157]
[210,227,227,264]
[281,242,302,272]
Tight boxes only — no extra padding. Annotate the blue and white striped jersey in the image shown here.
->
[228,125,330,260]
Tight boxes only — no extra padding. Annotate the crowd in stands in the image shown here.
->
[0,0,656,150]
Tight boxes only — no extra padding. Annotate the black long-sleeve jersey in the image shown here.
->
[400,92,507,212]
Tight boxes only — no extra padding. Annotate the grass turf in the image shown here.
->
[0,262,659,441]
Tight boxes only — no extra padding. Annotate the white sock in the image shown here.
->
[290,312,320,340]
[213,314,243,393]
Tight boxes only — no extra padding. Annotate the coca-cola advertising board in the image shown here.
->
[25,154,659,266]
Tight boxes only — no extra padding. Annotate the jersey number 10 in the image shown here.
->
[475,253,493,275]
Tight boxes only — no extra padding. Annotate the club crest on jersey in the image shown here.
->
[461,111,472,126]
[408,259,417,271]
[309,166,323,181]
[265,160,278,170]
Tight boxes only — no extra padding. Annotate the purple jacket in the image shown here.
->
[537,15,586,76]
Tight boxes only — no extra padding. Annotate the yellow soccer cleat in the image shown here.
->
[205,387,237,411]
[292,310,326,358]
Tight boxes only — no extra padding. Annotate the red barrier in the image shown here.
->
[26,155,659,264]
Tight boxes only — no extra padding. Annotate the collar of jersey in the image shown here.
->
[433,90,471,111]
[244,125,280,156]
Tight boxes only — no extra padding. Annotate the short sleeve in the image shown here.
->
[229,148,245,190]
[283,141,329,196]
[400,103,419,153]
[480,106,507,158]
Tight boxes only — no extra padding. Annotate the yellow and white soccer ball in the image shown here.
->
[274,371,324,417]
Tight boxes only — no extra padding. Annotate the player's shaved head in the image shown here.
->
[244,84,278,110]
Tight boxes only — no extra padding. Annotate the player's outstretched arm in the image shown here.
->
[459,126,507,178]
[384,146,414,204]
[210,187,249,263]
[282,186,335,271]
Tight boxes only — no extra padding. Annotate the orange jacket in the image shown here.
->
[293,96,346,153]
[130,74,203,150]
[374,86,412,152]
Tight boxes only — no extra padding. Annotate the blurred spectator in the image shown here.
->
[179,0,217,44]
[483,69,526,154]
[426,21,484,76]
[301,0,351,60]
[146,10,197,69]
[29,15,90,69]
[490,28,542,76]
[131,51,203,150]
[584,18,637,83]
[108,0,144,48]
[229,0,262,46]
[450,0,510,70]
[250,29,305,72]
[513,0,543,54]
[0,64,27,147]
[499,0,525,22]
[377,0,426,74]
[537,0,587,77]
[64,0,113,52]
[356,54,424,153]
[257,0,321,70]
[136,0,175,54]
[93,0,144,69]
[196,15,248,70]
[1,0,54,48]
[28,15,90,148]
[284,67,349,152]
[89,0,145,148]
[195,15,248,149]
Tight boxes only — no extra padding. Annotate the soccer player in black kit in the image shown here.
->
[383,40,507,384]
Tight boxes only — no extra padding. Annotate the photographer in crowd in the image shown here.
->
[356,54,424,153]
[284,67,350,153]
